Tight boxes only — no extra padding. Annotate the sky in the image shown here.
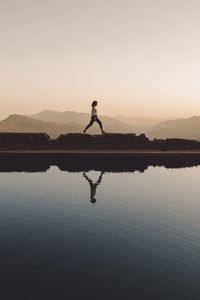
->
[1,0,200,120]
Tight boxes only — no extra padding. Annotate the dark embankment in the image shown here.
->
[1,132,200,151]
[0,133,50,150]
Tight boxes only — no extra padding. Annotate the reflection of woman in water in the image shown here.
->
[83,171,104,204]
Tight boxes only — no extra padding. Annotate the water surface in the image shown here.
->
[0,163,200,299]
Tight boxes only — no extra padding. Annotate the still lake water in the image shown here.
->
[0,164,200,299]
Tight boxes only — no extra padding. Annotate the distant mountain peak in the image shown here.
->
[6,114,27,120]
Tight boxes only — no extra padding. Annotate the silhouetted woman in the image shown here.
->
[83,100,105,134]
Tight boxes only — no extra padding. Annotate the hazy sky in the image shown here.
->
[1,0,200,119]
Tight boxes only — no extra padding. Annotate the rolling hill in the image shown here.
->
[30,110,136,133]
[113,115,170,127]
[146,116,200,140]
[2,112,200,140]
[0,115,83,138]
[0,112,136,138]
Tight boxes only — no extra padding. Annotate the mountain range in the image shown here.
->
[146,116,200,140]
[0,110,200,140]
[30,110,136,133]
[0,112,135,138]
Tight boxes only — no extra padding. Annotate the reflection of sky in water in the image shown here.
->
[0,166,200,299]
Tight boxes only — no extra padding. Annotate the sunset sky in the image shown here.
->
[1,0,200,120]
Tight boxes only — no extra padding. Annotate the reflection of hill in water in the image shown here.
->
[0,155,200,173]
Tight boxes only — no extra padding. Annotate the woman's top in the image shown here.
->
[92,107,97,116]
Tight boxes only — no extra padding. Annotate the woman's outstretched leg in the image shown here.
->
[96,117,105,134]
[83,117,94,133]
